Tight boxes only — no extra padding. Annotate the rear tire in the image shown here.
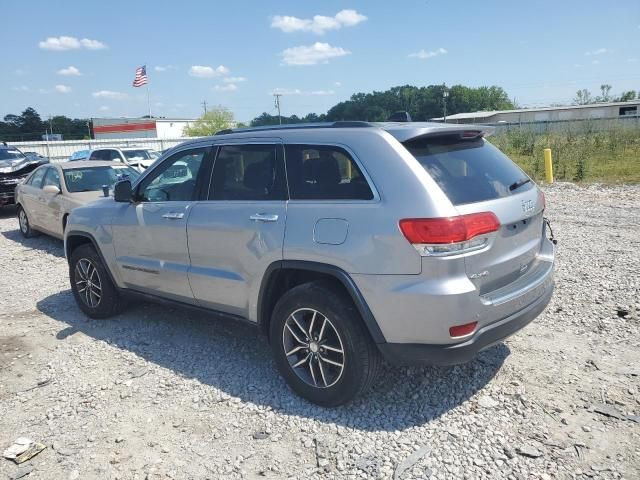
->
[69,243,123,319]
[17,205,38,238]
[270,281,381,407]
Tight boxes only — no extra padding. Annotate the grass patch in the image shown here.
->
[490,127,640,183]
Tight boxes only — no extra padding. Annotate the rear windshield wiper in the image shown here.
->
[509,177,531,191]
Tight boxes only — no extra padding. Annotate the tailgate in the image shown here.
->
[455,188,545,294]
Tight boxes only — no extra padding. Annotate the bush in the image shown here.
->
[490,125,640,183]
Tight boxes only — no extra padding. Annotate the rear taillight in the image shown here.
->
[538,190,546,211]
[399,212,500,256]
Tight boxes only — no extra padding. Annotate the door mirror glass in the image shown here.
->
[42,185,60,195]
[114,180,132,202]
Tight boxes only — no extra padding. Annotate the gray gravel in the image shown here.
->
[1,182,639,480]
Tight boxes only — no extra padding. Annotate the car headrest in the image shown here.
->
[243,160,273,193]
[314,154,341,186]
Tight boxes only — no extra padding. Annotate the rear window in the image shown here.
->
[404,136,533,205]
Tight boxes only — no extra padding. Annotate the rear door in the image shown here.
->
[403,134,545,295]
[111,146,212,303]
[187,143,287,318]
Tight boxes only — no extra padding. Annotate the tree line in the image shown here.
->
[0,107,91,142]
[573,84,637,106]
[3,83,637,141]
[250,84,515,126]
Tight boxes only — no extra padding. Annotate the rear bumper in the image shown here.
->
[377,280,553,366]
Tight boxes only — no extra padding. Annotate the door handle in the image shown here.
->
[249,213,279,222]
[162,212,185,219]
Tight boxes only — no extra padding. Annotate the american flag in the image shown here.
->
[132,65,148,87]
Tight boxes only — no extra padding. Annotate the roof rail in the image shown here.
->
[214,121,374,136]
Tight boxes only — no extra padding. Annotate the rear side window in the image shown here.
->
[209,144,286,201]
[404,136,533,205]
[285,145,373,200]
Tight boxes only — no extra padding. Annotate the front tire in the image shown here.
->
[17,205,38,238]
[270,281,381,407]
[69,244,123,318]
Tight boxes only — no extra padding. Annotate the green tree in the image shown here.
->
[573,89,593,105]
[184,107,234,136]
[617,90,637,102]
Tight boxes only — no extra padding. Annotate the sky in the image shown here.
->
[2,0,639,122]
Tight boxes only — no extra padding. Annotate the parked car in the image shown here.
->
[0,144,50,206]
[64,122,555,406]
[85,147,160,171]
[15,161,140,239]
[69,150,90,161]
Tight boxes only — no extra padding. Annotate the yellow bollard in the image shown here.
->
[543,148,554,183]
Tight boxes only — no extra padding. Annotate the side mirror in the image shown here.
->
[42,185,60,195]
[114,180,132,202]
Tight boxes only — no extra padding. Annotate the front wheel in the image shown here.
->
[270,281,381,407]
[69,244,123,318]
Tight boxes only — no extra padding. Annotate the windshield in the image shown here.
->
[123,149,152,160]
[0,148,26,162]
[404,136,534,205]
[63,166,141,193]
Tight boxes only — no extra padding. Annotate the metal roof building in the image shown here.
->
[431,101,640,124]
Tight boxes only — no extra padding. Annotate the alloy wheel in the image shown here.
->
[75,258,102,308]
[282,308,345,388]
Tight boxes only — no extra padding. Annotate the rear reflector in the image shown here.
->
[399,212,500,244]
[449,322,477,338]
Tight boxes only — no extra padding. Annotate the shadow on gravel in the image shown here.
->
[37,290,509,432]
[1,228,64,258]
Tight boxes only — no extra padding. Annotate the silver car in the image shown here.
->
[64,122,555,406]
[15,161,140,239]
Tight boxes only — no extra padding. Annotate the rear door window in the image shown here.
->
[209,144,286,201]
[284,145,373,200]
[403,136,533,205]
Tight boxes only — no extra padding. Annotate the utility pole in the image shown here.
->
[201,100,208,115]
[442,86,449,123]
[273,93,282,124]
[86,121,92,139]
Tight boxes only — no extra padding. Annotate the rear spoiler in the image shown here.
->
[379,123,495,143]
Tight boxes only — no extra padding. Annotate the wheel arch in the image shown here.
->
[257,260,386,344]
[65,230,119,287]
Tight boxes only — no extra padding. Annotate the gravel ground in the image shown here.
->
[0,182,639,480]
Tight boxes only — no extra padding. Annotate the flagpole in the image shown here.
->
[145,63,151,118]
[146,83,151,118]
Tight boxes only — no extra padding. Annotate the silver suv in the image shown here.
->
[64,122,555,406]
